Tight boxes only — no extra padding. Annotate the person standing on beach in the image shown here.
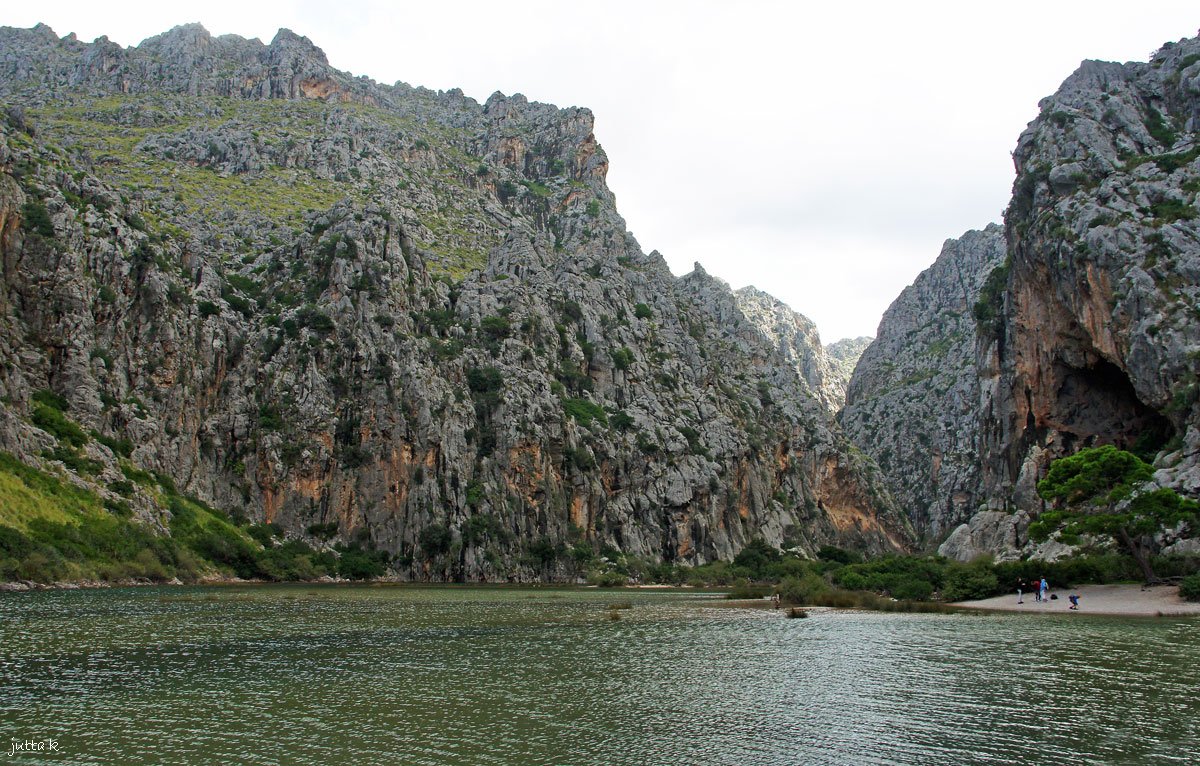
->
[1017,579,1024,604]
[1034,578,1041,602]
[1040,577,1049,603]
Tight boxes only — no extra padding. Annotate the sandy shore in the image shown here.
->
[955,583,1200,616]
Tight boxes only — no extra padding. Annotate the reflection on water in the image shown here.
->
[1,585,1197,765]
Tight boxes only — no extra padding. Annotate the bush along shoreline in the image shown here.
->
[710,540,1200,611]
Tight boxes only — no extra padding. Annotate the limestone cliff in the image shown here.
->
[824,336,872,405]
[933,35,1200,560]
[981,36,1200,514]
[841,226,1006,544]
[730,284,844,413]
[0,23,910,580]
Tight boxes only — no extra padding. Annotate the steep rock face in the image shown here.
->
[677,267,910,551]
[0,24,909,579]
[841,225,1006,543]
[981,36,1200,515]
[730,284,843,412]
[823,336,872,406]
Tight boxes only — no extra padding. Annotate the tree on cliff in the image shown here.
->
[1030,446,1198,583]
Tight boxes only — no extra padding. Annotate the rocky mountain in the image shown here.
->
[0,23,909,582]
[841,225,1006,545]
[848,35,1200,561]
[981,36,1200,509]
[940,34,1200,560]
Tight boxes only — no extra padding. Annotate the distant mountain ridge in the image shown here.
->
[841,225,1005,544]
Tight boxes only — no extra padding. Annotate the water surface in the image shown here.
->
[1,585,1196,764]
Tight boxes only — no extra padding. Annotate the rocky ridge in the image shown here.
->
[841,225,1006,544]
[729,284,846,412]
[0,23,908,581]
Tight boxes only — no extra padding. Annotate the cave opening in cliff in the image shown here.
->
[1053,359,1174,456]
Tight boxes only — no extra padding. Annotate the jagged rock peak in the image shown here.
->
[826,337,872,360]
[269,28,329,65]
[135,24,220,61]
[728,285,845,413]
[485,91,528,107]
[30,22,59,40]
[148,22,213,42]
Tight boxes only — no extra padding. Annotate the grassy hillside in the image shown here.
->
[0,451,387,584]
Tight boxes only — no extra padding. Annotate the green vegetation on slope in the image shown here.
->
[584,536,1199,611]
[0,452,387,584]
[25,93,501,277]
[30,98,350,229]
[1033,446,1199,582]
[0,451,189,583]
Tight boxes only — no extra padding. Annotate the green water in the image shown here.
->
[1,585,1197,765]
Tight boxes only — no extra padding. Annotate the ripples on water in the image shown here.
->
[1,586,1197,765]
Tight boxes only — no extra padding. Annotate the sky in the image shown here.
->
[3,2,1199,341]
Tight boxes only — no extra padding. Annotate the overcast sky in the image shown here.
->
[5,2,1199,340]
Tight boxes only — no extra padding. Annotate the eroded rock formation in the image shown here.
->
[933,37,1200,560]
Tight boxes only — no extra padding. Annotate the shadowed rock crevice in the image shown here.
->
[1043,359,1174,452]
